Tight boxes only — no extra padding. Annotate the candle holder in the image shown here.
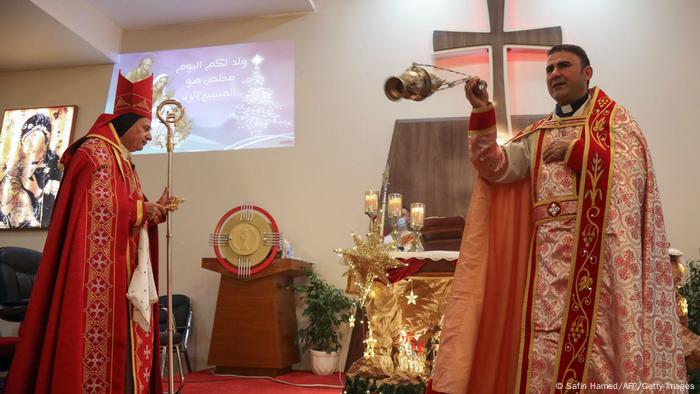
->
[410,203,425,252]
[388,193,403,243]
[364,190,379,231]
[365,211,378,232]
[410,225,425,252]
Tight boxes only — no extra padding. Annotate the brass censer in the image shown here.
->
[385,63,487,101]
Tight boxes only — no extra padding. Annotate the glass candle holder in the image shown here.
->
[410,202,425,251]
[364,190,378,215]
[388,193,403,218]
[410,202,425,230]
[364,190,379,231]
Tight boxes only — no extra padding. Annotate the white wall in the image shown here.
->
[1,0,699,371]
[30,0,122,61]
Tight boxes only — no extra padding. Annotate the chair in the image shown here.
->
[0,246,41,323]
[0,246,41,391]
[159,294,193,381]
[0,337,18,372]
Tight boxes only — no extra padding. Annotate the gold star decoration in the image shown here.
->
[336,224,405,307]
[405,290,418,305]
[363,325,378,359]
[348,314,356,328]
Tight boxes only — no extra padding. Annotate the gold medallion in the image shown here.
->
[229,222,261,256]
[219,211,273,270]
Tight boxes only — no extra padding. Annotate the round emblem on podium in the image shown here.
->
[229,222,262,255]
[210,205,280,276]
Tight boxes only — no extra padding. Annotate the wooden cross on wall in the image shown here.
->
[434,0,562,135]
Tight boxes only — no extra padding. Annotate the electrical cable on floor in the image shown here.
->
[185,371,345,389]
[185,318,355,389]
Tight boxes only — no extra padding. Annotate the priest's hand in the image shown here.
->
[543,137,574,164]
[156,187,183,212]
[465,76,489,109]
[156,187,171,208]
[144,201,168,223]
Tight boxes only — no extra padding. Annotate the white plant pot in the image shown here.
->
[310,349,339,376]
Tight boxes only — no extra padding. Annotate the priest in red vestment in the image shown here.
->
[6,74,173,393]
[430,45,688,393]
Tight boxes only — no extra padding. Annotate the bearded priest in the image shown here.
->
[6,74,174,393]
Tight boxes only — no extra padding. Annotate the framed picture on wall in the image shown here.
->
[0,105,77,230]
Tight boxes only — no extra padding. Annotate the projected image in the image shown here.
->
[110,40,294,154]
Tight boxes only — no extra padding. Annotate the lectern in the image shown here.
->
[202,258,311,375]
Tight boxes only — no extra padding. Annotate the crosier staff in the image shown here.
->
[156,99,185,394]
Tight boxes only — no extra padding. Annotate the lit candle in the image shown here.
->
[364,190,378,214]
[388,193,402,218]
[410,203,425,228]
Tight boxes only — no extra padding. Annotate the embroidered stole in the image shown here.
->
[517,88,617,393]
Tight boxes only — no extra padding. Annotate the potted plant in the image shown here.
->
[678,257,700,386]
[296,269,353,375]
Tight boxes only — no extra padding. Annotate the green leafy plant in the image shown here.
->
[679,259,700,391]
[344,375,427,394]
[296,269,353,353]
[680,260,700,334]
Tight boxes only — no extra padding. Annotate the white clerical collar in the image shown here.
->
[554,94,591,119]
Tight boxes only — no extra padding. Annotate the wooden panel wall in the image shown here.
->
[385,117,474,220]
[383,114,544,220]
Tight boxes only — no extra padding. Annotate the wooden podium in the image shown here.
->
[202,257,311,375]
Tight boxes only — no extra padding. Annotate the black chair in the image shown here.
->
[0,246,41,391]
[0,246,41,323]
[159,294,193,379]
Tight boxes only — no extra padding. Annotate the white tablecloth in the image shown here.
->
[389,250,459,261]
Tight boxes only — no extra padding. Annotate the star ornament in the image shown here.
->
[251,54,264,66]
[405,290,418,305]
[336,225,405,305]
[336,226,404,284]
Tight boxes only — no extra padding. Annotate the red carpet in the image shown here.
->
[164,369,345,393]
